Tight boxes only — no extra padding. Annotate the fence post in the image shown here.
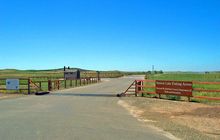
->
[141,81,144,97]
[57,81,60,90]
[138,81,141,96]
[54,81,56,90]
[80,79,82,86]
[64,80,67,88]
[83,79,85,85]
[135,81,138,97]
[70,80,72,87]
[39,82,42,91]
[188,96,191,102]
[158,94,161,99]
[28,79,31,95]
[97,71,100,82]
[75,79,77,87]
[48,80,52,91]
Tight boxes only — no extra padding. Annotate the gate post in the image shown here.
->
[28,78,31,95]
[58,80,60,90]
[135,81,143,97]
[141,81,144,97]
[48,80,52,91]
[39,82,42,91]
[135,80,138,97]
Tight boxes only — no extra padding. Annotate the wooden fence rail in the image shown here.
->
[0,77,99,94]
[122,80,220,101]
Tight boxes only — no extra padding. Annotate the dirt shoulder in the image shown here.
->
[0,93,25,100]
[119,97,220,140]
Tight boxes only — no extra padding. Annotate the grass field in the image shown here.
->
[147,72,220,82]
[0,69,63,79]
[145,73,220,102]
[0,69,124,79]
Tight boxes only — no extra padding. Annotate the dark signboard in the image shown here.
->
[64,70,80,80]
[156,80,193,96]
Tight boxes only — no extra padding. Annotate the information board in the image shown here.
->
[6,79,20,90]
[156,80,193,96]
[64,70,80,80]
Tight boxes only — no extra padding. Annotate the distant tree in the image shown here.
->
[146,71,151,74]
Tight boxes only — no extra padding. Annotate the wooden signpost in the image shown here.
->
[156,80,193,101]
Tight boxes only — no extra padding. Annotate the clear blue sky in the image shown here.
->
[0,0,219,71]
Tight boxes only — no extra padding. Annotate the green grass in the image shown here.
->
[0,69,124,79]
[145,73,220,102]
[147,72,220,81]
[0,69,63,79]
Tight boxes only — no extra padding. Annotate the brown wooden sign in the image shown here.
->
[156,80,193,96]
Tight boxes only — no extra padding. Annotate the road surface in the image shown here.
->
[0,76,171,140]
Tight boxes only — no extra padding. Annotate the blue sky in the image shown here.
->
[0,0,219,71]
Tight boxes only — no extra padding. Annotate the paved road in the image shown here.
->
[0,76,170,140]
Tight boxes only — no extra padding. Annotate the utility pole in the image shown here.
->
[152,65,154,74]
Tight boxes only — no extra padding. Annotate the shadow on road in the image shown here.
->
[48,93,117,97]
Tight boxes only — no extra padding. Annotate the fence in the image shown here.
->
[82,72,123,78]
[0,77,99,94]
[122,80,220,101]
[46,77,99,91]
[0,78,33,94]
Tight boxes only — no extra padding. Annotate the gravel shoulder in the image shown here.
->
[119,97,220,140]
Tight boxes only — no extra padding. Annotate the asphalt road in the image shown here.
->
[0,76,170,140]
